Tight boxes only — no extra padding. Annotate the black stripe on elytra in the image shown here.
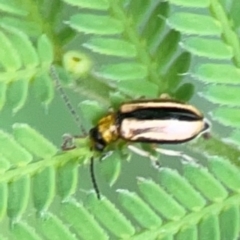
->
[117,107,202,122]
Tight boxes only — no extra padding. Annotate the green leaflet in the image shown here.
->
[11,222,42,240]
[198,213,219,240]
[118,190,162,229]
[137,177,186,220]
[62,0,109,10]
[181,37,233,59]
[194,64,240,84]
[168,0,210,8]
[33,72,55,106]
[7,79,29,114]
[202,85,240,106]
[83,37,137,58]
[175,225,197,240]
[184,164,228,202]
[68,14,124,35]
[0,130,32,166]
[0,30,21,71]
[37,34,54,67]
[212,107,240,128]
[61,200,108,240]
[0,0,27,16]
[159,168,206,211]
[87,193,135,238]
[7,176,30,219]
[4,27,39,68]
[168,13,222,36]
[0,17,42,37]
[95,63,148,81]
[37,213,78,240]
[13,123,58,158]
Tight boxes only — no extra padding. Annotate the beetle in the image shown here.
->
[50,66,210,199]
[89,99,209,152]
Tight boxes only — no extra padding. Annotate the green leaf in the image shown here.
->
[37,34,54,66]
[100,151,122,186]
[11,222,42,240]
[164,52,191,90]
[0,157,10,172]
[199,213,219,240]
[219,204,239,240]
[173,83,194,102]
[13,123,58,158]
[0,130,32,166]
[95,63,148,80]
[168,0,210,8]
[3,27,39,68]
[118,190,162,229]
[175,225,197,240]
[61,201,108,240]
[0,17,42,37]
[33,72,55,105]
[0,0,27,16]
[116,78,158,98]
[210,158,240,191]
[62,0,109,10]
[137,178,186,220]
[87,193,135,238]
[228,130,240,146]
[202,85,240,106]
[7,79,29,114]
[83,37,137,58]
[57,161,78,199]
[155,30,180,70]
[181,37,233,59]
[79,100,108,127]
[184,164,228,201]
[0,183,7,220]
[0,31,21,70]
[126,0,153,27]
[230,0,240,29]
[32,167,55,212]
[168,13,221,36]
[194,64,240,84]
[38,213,78,240]
[212,107,240,128]
[68,14,124,35]
[159,168,206,211]
[141,2,169,49]
[7,177,30,219]
[0,82,7,111]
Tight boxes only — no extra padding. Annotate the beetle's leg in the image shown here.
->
[155,147,194,162]
[98,151,113,162]
[127,145,159,166]
[61,133,77,150]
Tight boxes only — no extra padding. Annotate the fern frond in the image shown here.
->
[166,0,240,145]
[64,0,190,99]
[0,1,240,239]
[0,123,239,239]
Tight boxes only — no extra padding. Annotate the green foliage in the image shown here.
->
[0,0,240,239]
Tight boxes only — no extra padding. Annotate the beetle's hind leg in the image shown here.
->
[127,144,195,168]
[155,147,195,162]
[127,145,160,168]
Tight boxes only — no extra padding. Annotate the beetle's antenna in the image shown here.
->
[90,156,101,199]
[49,65,87,136]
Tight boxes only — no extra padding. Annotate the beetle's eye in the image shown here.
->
[89,127,106,151]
